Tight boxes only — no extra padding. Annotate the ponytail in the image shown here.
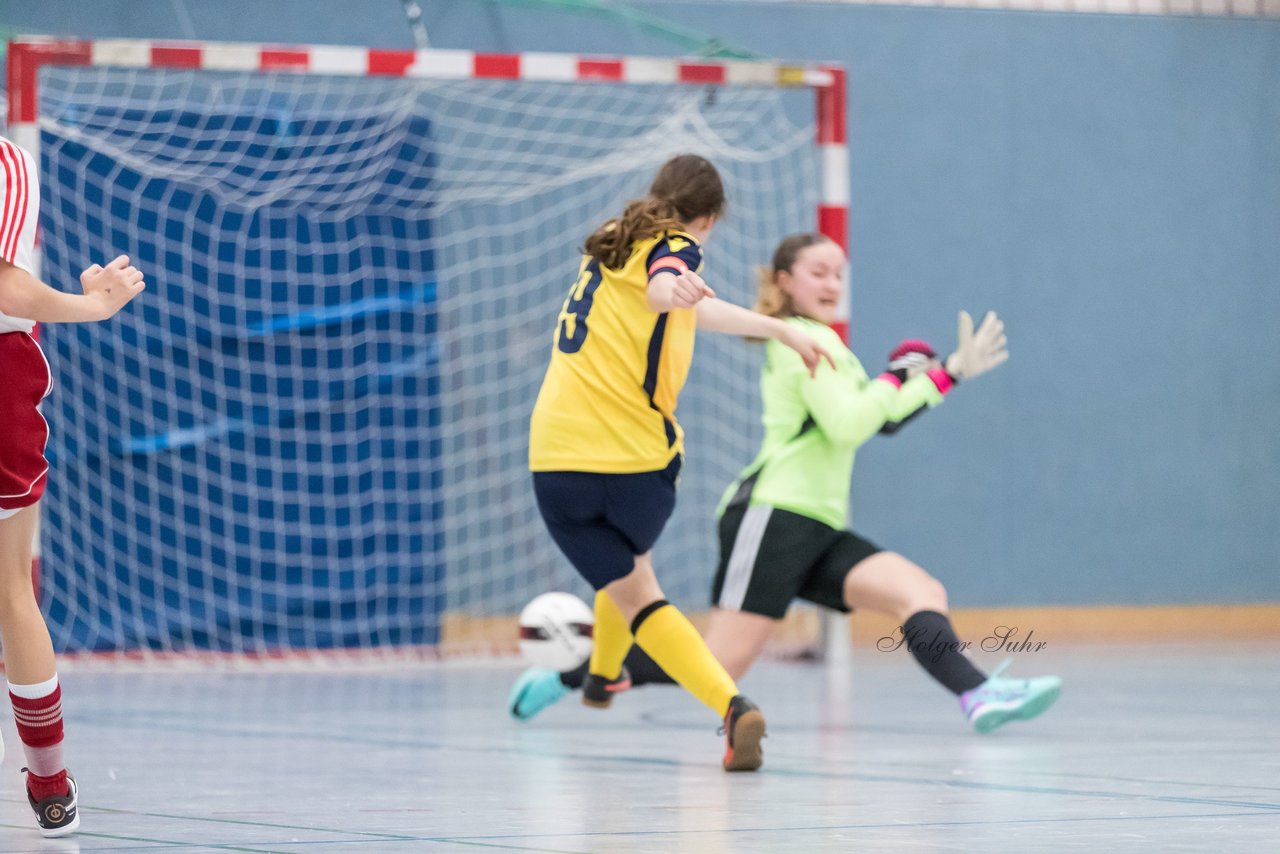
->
[752,264,795,319]
[584,198,685,270]
[583,154,726,270]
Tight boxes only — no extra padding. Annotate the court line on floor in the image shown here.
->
[56,715,1280,841]
[7,755,1277,850]
[737,751,1280,796]
[972,768,1280,796]
[725,745,1280,802]
[0,799,431,845]
[424,810,1280,848]
[2,797,582,853]
[764,766,1280,812]
[0,821,284,853]
[3,810,1276,853]
[0,819,582,854]
[277,810,1280,847]
[635,707,1280,796]
[89,713,1280,812]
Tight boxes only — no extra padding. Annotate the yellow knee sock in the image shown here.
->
[633,601,737,717]
[588,591,632,680]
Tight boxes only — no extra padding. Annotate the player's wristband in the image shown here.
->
[925,366,956,395]
[879,366,954,395]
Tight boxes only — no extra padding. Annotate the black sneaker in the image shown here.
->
[581,666,631,708]
[721,695,766,772]
[23,768,79,837]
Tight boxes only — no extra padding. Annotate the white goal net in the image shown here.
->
[20,45,828,656]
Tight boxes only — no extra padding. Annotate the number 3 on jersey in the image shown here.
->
[557,260,603,354]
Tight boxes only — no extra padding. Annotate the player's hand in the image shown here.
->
[888,339,942,379]
[945,310,1008,382]
[670,270,715,309]
[80,255,145,320]
[780,325,838,378]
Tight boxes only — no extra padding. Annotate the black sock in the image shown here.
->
[559,645,676,689]
[560,659,589,689]
[621,645,675,686]
[902,610,986,695]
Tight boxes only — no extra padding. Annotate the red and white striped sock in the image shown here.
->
[9,674,69,801]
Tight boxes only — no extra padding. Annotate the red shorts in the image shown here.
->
[0,332,52,517]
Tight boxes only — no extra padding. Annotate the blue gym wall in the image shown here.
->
[3,1,1277,608]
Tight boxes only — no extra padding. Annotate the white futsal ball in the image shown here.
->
[518,592,594,671]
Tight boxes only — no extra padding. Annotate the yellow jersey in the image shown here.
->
[529,231,705,473]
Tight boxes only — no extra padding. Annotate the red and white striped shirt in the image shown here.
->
[0,137,40,334]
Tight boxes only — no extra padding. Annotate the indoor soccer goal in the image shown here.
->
[8,38,848,659]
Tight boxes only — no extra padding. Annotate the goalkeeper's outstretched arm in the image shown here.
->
[878,311,1009,435]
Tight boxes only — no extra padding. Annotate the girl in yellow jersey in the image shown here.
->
[529,155,833,771]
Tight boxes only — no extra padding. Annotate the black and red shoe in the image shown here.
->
[581,666,632,709]
[23,768,79,837]
[721,695,766,772]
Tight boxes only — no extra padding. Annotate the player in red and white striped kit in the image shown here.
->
[0,135,145,837]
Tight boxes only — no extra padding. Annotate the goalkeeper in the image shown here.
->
[512,232,1061,734]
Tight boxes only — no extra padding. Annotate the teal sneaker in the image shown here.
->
[509,668,571,721]
[960,659,1062,734]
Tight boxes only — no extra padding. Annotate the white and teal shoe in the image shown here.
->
[960,659,1062,734]
[508,668,571,721]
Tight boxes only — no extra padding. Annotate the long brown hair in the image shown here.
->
[754,232,834,319]
[584,154,726,270]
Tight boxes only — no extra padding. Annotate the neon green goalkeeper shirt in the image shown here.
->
[717,317,946,530]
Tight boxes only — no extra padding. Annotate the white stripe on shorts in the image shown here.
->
[718,505,772,611]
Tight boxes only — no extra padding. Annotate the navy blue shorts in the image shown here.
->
[532,455,682,590]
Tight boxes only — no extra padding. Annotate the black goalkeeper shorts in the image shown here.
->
[711,503,882,619]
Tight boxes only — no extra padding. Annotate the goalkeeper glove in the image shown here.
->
[886,339,939,382]
[945,310,1008,382]
[877,339,942,435]
[878,339,953,395]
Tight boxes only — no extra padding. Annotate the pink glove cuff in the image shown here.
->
[876,372,903,390]
[926,367,954,395]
